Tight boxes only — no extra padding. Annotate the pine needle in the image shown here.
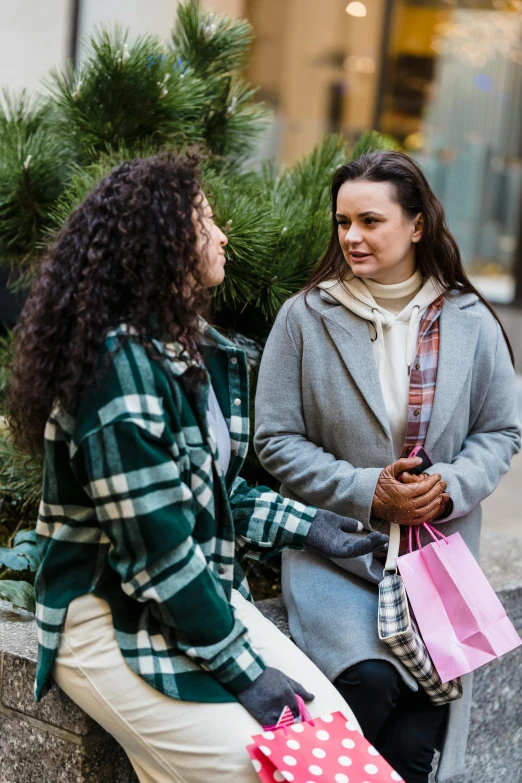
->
[45,27,208,162]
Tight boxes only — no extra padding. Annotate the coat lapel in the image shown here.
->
[320,305,391,438]
[425,297,481,452]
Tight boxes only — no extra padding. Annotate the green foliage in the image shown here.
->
[201,76,269,168]
[172,1,268,169]
[0,580,36,613]
[210,173,279,318]
[210,134,350,337]
[0,90,74,261]
[0,1,270,274]
[262,134,349,291]
[0,426,41,612]
[172,0,252,78]
[0,529,40,572]
[0,330,13,408]
[0,427,43,520]
[351,129,400,159]
[47,28,208,163]
[0,89,48,136]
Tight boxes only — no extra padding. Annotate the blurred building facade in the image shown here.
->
[2,0,522,301]
[243,0,522,301]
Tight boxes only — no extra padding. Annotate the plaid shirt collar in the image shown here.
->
[402,295,445,456]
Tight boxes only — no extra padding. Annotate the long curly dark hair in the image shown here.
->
[8,151,211,456]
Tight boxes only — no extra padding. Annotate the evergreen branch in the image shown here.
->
[203,76,270,168]
[209,174,279,314]
[257,135,349,298]
[0,423,42,520]
[45,27,208,161]
[0,89,49,137]
[0,103,73,259]
[172,0,253,78]
[351,129,400,159]
[0,330,13,410]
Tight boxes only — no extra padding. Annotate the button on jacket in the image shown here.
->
[34,325,316,704]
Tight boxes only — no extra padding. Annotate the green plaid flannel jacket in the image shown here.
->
[34,325,316,703]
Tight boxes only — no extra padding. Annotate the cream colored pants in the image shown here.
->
[53,590,359,783]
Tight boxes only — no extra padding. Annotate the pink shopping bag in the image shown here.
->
[398,524,522,683]
[247,698,403,782]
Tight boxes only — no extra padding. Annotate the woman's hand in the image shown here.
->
[371,457,447,526]
[401,471,453,521]
[237,666,314,727]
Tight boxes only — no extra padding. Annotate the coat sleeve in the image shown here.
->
[79,420,266,693]
[426,322,521,521]
[229,477,316,560]
[254,303,382,530]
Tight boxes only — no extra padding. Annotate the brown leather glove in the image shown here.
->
[371,457,447,526]
[401,471,453,521]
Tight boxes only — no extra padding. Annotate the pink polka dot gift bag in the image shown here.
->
[247,697,403,782]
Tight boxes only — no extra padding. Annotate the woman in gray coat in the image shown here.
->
[254,151,521,783]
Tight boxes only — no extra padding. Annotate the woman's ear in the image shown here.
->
[412,213,424,244]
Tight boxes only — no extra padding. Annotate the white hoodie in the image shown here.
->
[318,272,444,458]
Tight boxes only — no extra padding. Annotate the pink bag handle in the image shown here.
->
[296,694,313,722]
[262,694,313,732]
[424,523,449,544]
[408,522,449,553]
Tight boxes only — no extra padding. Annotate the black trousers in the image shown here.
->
[334,660,448,783]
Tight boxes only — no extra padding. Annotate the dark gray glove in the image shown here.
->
[237,666,314,727]
[306,508,388,559]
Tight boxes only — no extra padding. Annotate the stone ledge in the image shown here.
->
[1,654,100,736]
[0,711,135,783]
[0,531,520,782]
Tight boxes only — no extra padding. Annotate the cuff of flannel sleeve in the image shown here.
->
[276,502,317,550]
[239,506,316,562]
[183,617,267,694]
[220,639,268,695]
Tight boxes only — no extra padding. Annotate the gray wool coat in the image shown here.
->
[254,287,521,782]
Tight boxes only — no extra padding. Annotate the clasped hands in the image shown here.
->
[371,456,451,527]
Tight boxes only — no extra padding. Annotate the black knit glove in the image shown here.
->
[237,667,314,727]
[306,509,388,559]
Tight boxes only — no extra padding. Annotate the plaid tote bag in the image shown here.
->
[378,523,462,706]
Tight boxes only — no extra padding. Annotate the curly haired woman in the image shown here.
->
[7,152,388,783]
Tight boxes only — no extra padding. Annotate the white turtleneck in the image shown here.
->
[318,270,443,458]
[365,270,423,314]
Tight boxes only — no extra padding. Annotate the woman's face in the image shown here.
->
[194,194,228,287]
[336,179,423,285]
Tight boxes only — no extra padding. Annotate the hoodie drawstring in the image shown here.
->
[371,309,387,379]
[371,304,420,380]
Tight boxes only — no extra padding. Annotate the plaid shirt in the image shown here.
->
[34,325,316,703]
[401,295,444,457]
